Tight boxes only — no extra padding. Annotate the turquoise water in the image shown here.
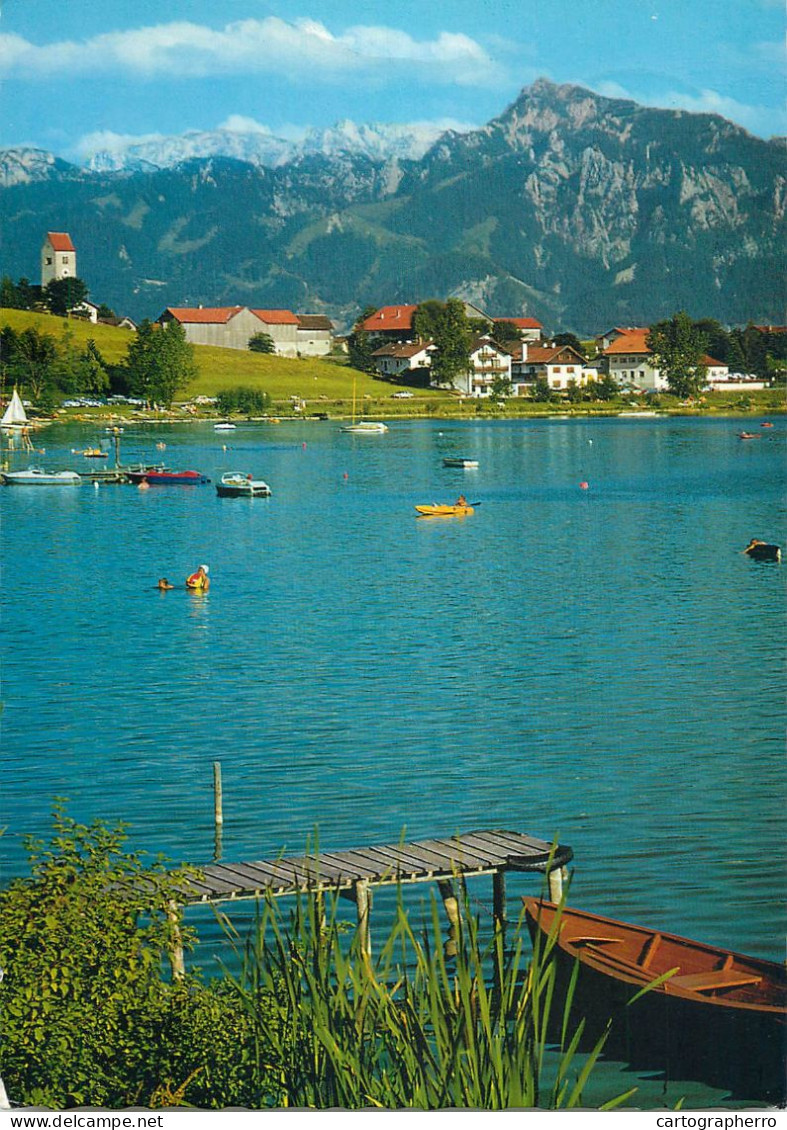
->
[1,415,785,1103]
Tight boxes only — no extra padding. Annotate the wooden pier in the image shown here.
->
[168,828,573,973]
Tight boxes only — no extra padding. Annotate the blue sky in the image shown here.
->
[1,0,784,160]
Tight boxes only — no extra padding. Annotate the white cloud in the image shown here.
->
[593,79,786,138]
[0,17,503,87]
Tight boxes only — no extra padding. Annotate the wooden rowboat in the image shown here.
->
[523,898,787,1102]
[415,503,474,517]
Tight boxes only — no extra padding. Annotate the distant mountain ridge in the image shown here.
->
[1,80,784,332]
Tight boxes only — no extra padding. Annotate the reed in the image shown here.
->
[216,883,636,1110]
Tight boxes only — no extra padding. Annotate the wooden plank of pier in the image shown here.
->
[166,828,572,977]
[179,828,572,905]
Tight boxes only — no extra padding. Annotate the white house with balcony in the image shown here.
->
[371,341,434,379]
[451,337,512,397]
[510,342,588,393]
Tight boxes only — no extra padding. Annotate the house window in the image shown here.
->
[45,257,52,266]
[567,366,575,373]
[61,256,69,265]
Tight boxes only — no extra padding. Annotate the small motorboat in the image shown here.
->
[72,447,108,458]
[442,457,479,469]
[760,421,774,428]
[214,422,236,431]
[126,468,210,485]
[744,539,781,563]
[738,432,761,440]
[1,467,82,486]
[523,898,787,1102]
[216,472,271,498]
[415,503,474,517]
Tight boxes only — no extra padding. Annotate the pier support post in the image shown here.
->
[354,880,371,963]
[492,869,507,935]
[438,879,461,958]
[167,901,185,982]
[547,866,566,903]
[213,761,223,862]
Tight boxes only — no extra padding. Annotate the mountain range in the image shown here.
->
[1,79,784,333]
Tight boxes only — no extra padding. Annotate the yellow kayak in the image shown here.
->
[415,503,474,517]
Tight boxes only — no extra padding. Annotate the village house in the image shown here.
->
[158,306,302,356]
[602,329,732,391]
[451,337,512,397]
[360,301,490,343]
[71,299,100,323]
[296,314,334,357]
[493,316,543,342]
[510,342,588,393]
[371,342,434,380]
[41,231,76,287]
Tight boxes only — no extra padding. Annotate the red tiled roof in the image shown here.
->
[46,232,75,252]
[297,315,333,330]
[523,345,585,364]
[703,355,726,366]
[372,342,431,358]
[164,306,244,324]
[361,305,418,332]
[603,329,652,355]
[493,316,543,329]
[251,309,299,325]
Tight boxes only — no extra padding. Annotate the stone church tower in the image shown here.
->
[41,232,76,287]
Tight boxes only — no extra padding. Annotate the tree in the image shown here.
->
[532,377,551,402]
[429,299,472,389]
[76,340,110,396]
[492,320,523,344]
[248,332,275,354]
[490,374,512,402]
[96,303,116,320]
[10,326,58,401]
[44,276,89,317]
[412,300,444,343]
[553,332,585,356]
[124,319,197,407]
[646,312,708,398]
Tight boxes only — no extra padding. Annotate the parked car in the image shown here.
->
[391,390,414,398]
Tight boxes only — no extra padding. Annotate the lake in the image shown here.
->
[1,414,784,1106]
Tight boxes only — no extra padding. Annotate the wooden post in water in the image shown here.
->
[438,878,461,958]
[213,761,223,861]
[492,869,507,934]
[354,879,371,962]
[548,865,565,903]
[167,900,185,981]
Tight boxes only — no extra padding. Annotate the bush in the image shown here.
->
[0,808,259,1109]
[215,386,272,416]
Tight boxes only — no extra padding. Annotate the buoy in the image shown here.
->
[343,472,349,480]
[588,439,593,445]
[302,442,307,449]
[580,481,589,490]
[138,480,150,491]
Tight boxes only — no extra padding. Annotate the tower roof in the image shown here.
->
[46,232,75,252]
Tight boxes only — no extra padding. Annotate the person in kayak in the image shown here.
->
[186,564,210,591]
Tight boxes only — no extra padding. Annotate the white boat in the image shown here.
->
[1,467,82,486]
[1,389,28,428]
[214,422,236,431]
[216,471,271,498]
[341,379,388,434]
[442,457,479,469]
[341,420,389,434]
